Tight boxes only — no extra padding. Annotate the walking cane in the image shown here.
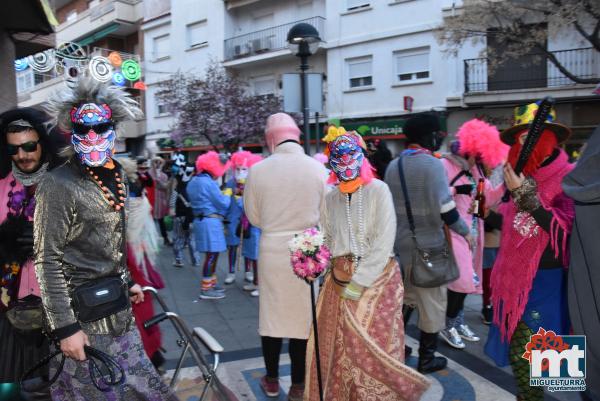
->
[309,281,324,401]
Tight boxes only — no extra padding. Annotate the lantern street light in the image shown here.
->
[287,22,321,154]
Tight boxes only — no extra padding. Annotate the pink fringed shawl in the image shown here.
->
[491,149,574,341]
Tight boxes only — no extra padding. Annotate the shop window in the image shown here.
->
[347,56,373,89]
[394,47,430,83]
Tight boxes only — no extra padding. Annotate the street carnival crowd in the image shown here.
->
[0,76,598,401]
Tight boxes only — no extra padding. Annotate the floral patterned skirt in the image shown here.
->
[304,259,430,401]
[49,325,178,401]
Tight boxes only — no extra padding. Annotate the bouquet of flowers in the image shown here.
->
[288,227,331,279]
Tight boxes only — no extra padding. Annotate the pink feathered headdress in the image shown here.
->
[247,153,263,167]
[456,119,508,168]
[195,151,230,178]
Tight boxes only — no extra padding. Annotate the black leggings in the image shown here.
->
[261,336,307,384]
[447,289,467,319]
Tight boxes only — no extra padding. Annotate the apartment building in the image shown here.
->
[16,0,146,154]
[444,3,600,156]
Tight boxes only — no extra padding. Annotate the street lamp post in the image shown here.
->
[287,22,321,155]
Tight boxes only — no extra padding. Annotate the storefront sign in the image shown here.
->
[335,116,447,139]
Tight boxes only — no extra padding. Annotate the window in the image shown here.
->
[156,103,169,116]
[346,0,370,10]
[347,56,373,89]
[186,20,208,49]
[153,35,170,61]
[16,70,34,93]
[394,47,430,82]
[252,75,276,95]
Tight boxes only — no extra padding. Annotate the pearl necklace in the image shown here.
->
[345,185,365,272]
[85,167,126,211]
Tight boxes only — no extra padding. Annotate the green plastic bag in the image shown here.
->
[164,215,173,232]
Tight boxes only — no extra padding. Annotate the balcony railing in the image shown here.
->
[224,16,325,62]
[464,48,599,93]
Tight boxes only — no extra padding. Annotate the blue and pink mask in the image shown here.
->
[328,134,364,182]
[70,103,116,167]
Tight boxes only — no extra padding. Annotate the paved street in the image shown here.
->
[151,244,580,401]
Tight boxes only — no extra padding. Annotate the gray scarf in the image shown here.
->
[12,162,49,187]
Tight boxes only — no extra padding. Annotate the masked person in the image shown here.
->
[243,113,327,400]
[304,126,430,401]
[36,78,177,400]
[439,119,507,349]
[170,152,197,267]
[120,157,166,371]
[385,113,473,374]
[562,124,600,401]
[187,151,231,300]
[240,154,263,297]
[484,102,574,401]
[0,107,64,397]
[223,150,257,285]
[149,157,171,246]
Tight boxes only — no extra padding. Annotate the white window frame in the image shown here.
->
[394,47,431,84]
[155,102,170,117]
[16,69,34,93]
[65,10,78,22]
[186,20,208,49]
[346,56,373,89]
[346,0,370,11]
[251,75,277,96]
[152,34,170,62]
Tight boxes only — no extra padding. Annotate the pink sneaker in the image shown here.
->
[260,375,280,397]
[287,383,305,401]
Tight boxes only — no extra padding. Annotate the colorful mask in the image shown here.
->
[70,103,116,167]
[328,134,364,182]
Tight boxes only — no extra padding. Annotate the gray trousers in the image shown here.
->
[403,262,448,333]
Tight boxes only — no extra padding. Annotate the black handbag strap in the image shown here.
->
[21,345,125,393]
[397,155,416,239]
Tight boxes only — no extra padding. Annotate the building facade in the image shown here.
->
[16,0,146,154]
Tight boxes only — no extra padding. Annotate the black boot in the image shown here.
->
[403,305,415,357]
[418,331,447,374]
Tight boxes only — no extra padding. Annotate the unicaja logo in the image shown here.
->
[523,328,586,392]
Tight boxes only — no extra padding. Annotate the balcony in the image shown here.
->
[56,0,143,43]
[463,48,599,103]
[224,16,325,63]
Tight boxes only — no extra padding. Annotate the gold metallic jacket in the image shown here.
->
[34,159,132,337]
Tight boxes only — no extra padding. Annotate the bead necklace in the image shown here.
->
[85,167,126,211]
[345,185,365,272]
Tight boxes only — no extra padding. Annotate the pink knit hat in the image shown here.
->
[265,113,301,152]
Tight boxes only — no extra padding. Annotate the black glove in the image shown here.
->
[16,221,34,259]
[454,184,474,195]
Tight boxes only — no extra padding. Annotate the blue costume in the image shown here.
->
[187,173,230,253]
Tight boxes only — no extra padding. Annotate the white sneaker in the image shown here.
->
[457,324,480,342]
[245,271,254,283]
[243,283,258,291]
[440,327,466,349]
[250,289,259,297]
[224,274,235,284]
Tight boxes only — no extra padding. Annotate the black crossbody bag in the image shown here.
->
[398,155,459,288]
[71,276,130,323]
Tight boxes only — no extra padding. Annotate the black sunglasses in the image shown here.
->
[72,122,115,136]
[7,140,39,156]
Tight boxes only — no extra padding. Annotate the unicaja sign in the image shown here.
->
[523,328,586,392]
